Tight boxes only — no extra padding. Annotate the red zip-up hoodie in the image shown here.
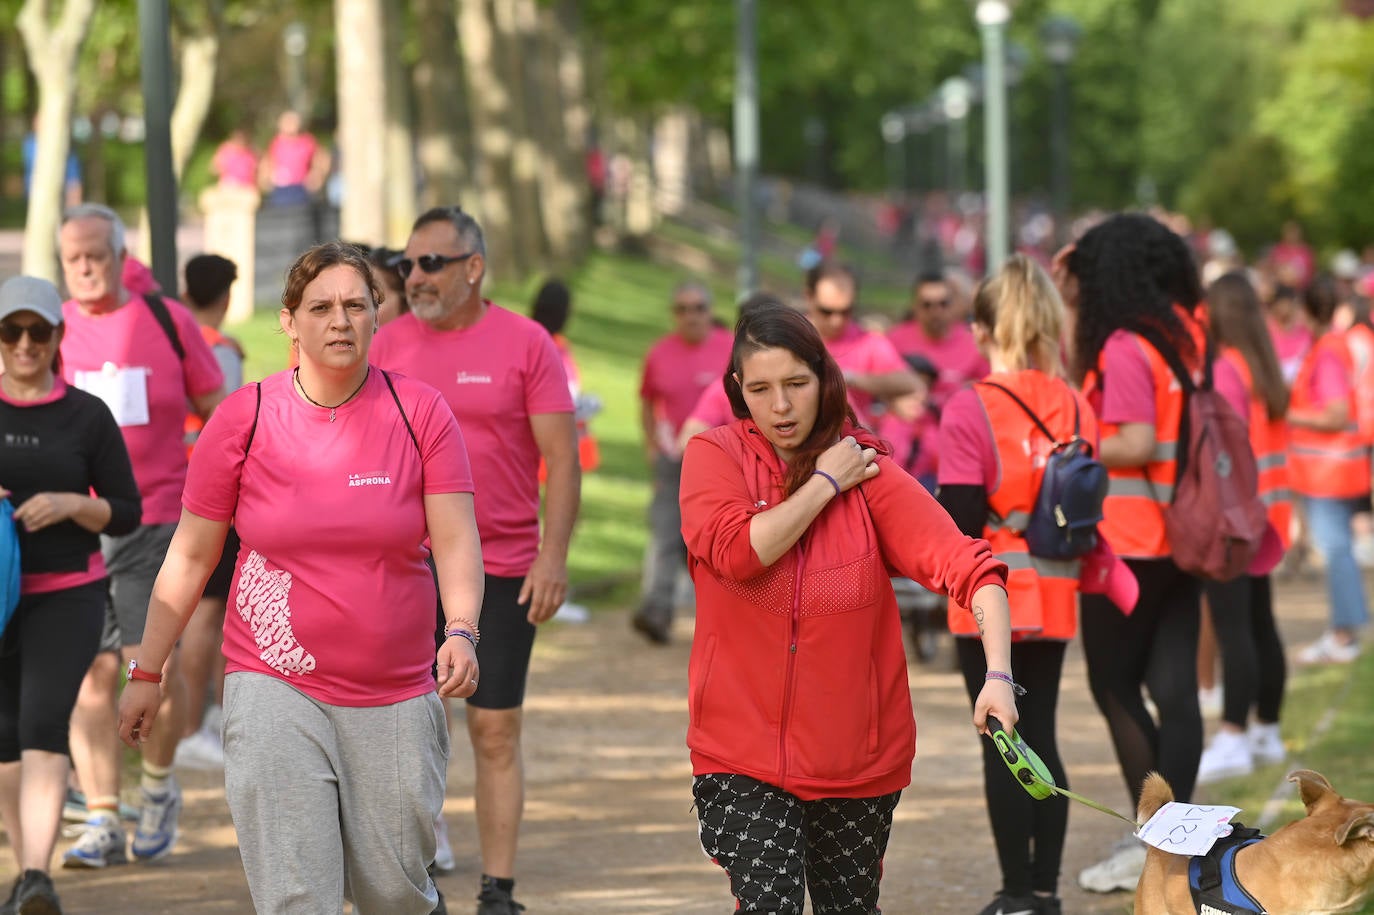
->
[680,419,1008,800]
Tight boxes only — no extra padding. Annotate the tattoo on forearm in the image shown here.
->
[973,604,986,637]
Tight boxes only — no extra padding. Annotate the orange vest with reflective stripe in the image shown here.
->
[1289,332,1371,499]
[1082,314,1204,560]
[1219,346,1292,549]
[946,370,1094,642]
[1344,322,1374,444]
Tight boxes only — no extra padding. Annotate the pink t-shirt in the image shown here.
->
[824,323,910,428]
[183,369,473,707]
[937,387,1001,488]
[686,382,735,431]
[640,328,733,436]
[266,133,317,188]
[213,141,258,188]
[886,320,989,410]
[60,295,225,524]
[1268,318,1313,385]
[1303,346,1352,407]
[1091,331,1157,425]
[878,410,939,484]
[1212,357,1250,424]
[371,305,574,577]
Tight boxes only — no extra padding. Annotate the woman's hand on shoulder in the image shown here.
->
[813,436,880,493]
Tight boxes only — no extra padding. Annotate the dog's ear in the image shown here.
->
[1290,770,1336,813]
[1335,811,1374,846]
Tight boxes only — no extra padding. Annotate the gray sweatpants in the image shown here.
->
[222,672,449,915]
[638,455,687,625]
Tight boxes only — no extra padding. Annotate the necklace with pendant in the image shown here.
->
[294,367,369,422]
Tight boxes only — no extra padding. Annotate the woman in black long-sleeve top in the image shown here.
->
[0,276,140,914]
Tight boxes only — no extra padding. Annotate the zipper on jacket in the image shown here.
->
[777,550,804,786]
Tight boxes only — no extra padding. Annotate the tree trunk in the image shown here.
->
[412,0,471,210]
[334,0,388,244]
[383,8,417,246]
[457,0,519,278]
[17,0,97,282]
[653,107,691,217]
[535,0,589,264]
[495,0,549,272]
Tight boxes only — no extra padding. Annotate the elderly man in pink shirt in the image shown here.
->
[804,262,919,429]
[371,206,580,915]
[632,281,733,644]
[887,270,990,413]
[57,204,225,870]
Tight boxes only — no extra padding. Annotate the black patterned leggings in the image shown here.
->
[693,773,901,914]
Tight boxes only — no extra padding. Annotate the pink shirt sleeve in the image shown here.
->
[525,330,576,415]
[863,333,909,374]
[936,387,998,488]
[1310,347,1352,407]
[182,384,257,521]
[1099,332,1157,425]
[1212,358,1250,427]
[404,381,475,495]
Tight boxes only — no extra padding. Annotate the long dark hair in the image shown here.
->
[530,279,571,335]
[1067,213,1200,383]
[1303,273,1341,328]
[724,295,856,495]
[1207,271,1289,420]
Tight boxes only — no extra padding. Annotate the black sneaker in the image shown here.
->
[431,886,447,915]
[976,893,1038,915]
[13,870,61,915]
[475,878,526,915]
[1035,897,1062,915]
[0,873,19,915]
[630,610,671,645]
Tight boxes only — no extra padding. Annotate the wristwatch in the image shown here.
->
[126,659,163,684]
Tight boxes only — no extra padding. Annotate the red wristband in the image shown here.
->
[126,659,162,684]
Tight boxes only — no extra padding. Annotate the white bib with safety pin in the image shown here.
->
[1137,801,1244,857]
[74,361,151,427]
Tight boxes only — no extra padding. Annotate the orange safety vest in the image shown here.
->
[184,324,234,457]
[1082,313,1205,560]
[1219,346,1292,549]
[1289,332,1371,499]
[1344,322,1374,444]
[946,370,1094,642]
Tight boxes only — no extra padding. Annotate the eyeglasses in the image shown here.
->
[673,301,709,315]
[920,298,950,310]
[396,252,477,280]
[815,306,852,319]
[0,321,55,345]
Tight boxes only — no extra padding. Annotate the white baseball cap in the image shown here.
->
[0,276,64,327]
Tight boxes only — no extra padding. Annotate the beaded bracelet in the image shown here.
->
[811,469,841,497]
[446,629,479,648]
[445,616,480,638]
[985,669,1027,696]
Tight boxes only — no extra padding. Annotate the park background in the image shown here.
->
[2,0,1374,911]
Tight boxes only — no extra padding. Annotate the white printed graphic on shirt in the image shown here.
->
[235,549,317,677]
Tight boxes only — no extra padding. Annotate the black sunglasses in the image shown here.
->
[396,252,476,280]
[816,306,852,319]
[0,321,56,345]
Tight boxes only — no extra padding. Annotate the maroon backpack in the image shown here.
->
[1140,328,1268,582]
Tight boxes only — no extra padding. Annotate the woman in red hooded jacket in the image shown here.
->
[679,296,1017,914]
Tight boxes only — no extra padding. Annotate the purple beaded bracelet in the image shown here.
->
[985,669,1027,696]
[446,629,479,649]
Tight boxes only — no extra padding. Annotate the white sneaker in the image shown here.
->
[432,811,456,874]
[1198,685,1223,717]
[1197,729,1254,784]
[1248,722,1286,766]
[552,601,590,624]
[202,703,224,735]
[1078,834,1147,893]
[173,728,225,770]
[1297,631,1361,665]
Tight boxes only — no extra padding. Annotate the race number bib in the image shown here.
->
[74,362,151,427]
[1137,801,1242,857]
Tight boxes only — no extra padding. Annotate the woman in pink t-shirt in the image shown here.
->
[116,243,483,915]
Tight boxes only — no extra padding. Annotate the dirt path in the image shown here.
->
[4,575,1334,914]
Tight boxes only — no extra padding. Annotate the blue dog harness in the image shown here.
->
[1187,823,1267,915]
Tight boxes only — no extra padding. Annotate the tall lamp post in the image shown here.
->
[973,0,1014,272]
[734,0,759,300]
[940,76,972,200]
[881,112,907,193]
[1041,14,1081,246]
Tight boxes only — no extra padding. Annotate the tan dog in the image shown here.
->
[1134,769,1374,915]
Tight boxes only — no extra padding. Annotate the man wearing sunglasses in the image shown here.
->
[371,206,580,915]
[803,261,919,430]
[54,203,226,871]
[887,270,988,413]
[633,280,732,644]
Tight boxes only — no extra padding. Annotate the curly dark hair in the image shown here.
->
[1067,213,1200,383]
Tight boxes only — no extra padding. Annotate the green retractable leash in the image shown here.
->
[985,716,1136,825]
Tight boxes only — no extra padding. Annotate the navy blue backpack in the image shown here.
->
[979,382,1108,560]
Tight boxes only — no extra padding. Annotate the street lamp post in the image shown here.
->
[881,112,906,193]
[1041,14,1081,246]
[138,0,178,295]
[974,0,1013,272]
[734,0,759,300]
[940,76,972,200]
